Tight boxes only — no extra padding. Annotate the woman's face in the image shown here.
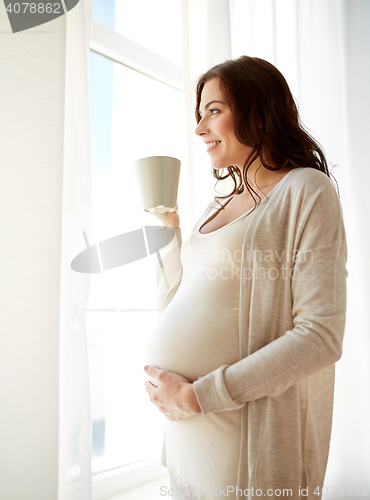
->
[195,77,253,170]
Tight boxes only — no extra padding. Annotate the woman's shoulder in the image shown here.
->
[287,166,335,185]
[278,167,344,226]
[285,167,339,198]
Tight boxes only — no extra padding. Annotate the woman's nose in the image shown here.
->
[195,118,209,137]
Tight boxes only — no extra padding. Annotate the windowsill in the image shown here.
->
[105,474,170,500]
[92,456,168,500]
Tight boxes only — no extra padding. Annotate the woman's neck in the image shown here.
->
[238,157,290,193]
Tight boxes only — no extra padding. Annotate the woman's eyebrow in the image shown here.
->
[198,100,226,115]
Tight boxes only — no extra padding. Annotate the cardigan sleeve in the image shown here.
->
[193,179,348,414]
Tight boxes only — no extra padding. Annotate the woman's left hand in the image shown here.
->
[144,365,202,421]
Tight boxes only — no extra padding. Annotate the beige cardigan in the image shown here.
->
[155,167,348,499]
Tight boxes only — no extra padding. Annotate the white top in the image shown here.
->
[145,201,255,382]
[145,201,256,499]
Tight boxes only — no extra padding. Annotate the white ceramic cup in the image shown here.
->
[135,156,181,214]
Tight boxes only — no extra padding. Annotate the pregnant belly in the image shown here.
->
[144,295,240,385]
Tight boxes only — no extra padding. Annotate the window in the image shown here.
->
[87,0,185,494]
[92,0,182,65]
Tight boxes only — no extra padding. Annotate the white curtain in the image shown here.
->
[181,0,234,225]
[59,1,94,499]
[0,1,94,499]
[182,0,370,494]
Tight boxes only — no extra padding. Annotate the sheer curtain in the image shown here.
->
[59,1,94,499]
[182,0,370,493]
[181,0,234,224]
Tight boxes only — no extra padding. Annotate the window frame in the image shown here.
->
[90,20,184,91]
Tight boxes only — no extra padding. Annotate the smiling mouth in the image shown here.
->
[206,141,221,152]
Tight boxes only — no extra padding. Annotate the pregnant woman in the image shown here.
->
[144,56,348,500]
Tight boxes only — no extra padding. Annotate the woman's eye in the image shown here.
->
[210,109,220,115]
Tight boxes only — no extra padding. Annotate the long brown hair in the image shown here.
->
[195,56,338,208]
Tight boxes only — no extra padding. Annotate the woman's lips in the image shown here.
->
[206,141,221,152]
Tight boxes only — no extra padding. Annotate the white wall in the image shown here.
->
[0,5,66,499]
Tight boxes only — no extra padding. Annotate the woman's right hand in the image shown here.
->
[150,202,180,229]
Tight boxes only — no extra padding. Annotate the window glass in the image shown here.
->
[88,50,186,473]
[92,0,183,66]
